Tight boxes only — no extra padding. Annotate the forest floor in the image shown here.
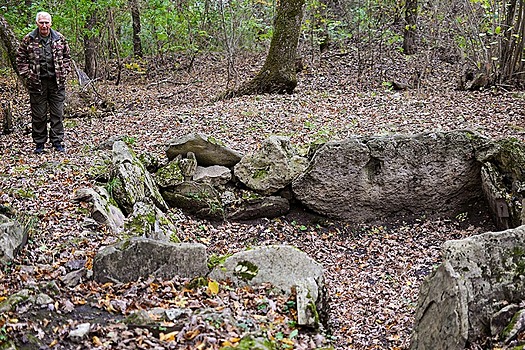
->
[1,46,525,350]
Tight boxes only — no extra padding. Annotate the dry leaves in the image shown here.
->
[0,46,523,349]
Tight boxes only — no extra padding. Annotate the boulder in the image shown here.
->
[73,186,125,233]
[293,130,492,222]
[125,200,180,242]
[410,225,525,349]
[194,165,232,186]
[208,245,324,327]
[154,158,185,189]
[162,182,224,221]
[93,237,208,283]
[0,214,27,265]
[111,141,168,215]
[234,136,308,195]
[166,133,242,167]
[226,196,290,221]
[481,138,525,230]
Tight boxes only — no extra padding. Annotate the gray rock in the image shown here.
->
[93,237,208,283]
[411,225,525,349]
[0,214,27,265]
[500,308,525,344]
[125,200,180,242]
[480,138,525,229]
[296,278,320,327]
[155,158,185,189]
[209,245,324,328]
[35,293,53,306]
[293,130,490,222]
[166,133,242,167]
[0,289,31,313]
[234,136,308,195]
[73,186,125,233]
[490,303,521,337]
[226,196,290,221]
[194,165,232,186]
[111,141,168,215]
[162,182,224,221]
[61,268,87,288]
[179,152,198,180]
[68,323,91,342]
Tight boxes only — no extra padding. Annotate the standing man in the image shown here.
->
[16,11,71,154]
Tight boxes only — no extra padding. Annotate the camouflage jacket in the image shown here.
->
[16,28,71,93]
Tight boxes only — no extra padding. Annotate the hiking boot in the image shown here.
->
[34,143,45,154]
[53,142,65,152]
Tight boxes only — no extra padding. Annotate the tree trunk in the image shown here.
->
[84,10,98,79]
[222,0,306,98]
[0,14,21,76]
[403,0,417,55]
[129,0,143,58]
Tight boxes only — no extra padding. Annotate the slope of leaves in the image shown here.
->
[0,46,523,349]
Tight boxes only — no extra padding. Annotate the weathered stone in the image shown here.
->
[293,130,492,222]
[73,186,125,234]
[61,268,87,288]
[194,165,232,186]
[68,323,91,342]
[155,158,185,189]
[179,152,198,180]
[500,309,525,344]
[0,289,31,313]
[234,136,308,195]
[162,182,224,221]
[481,138,525,229]
[411,225,525,349]
[226,196,290,221]
[296,278,320,327]
[111,141,168,215]
[166,133,242,167]
[0,214,27,265]
[209,245,324,328]
[491,303,521,337]
[93,237,208,283]
[125,200,180,242]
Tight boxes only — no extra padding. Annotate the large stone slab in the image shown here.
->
[93,237,208,283]
[209,245,324,327]
[166,133,242,167]
[411,225,525,349]
[292,130,492,222]
[111,141,168,215]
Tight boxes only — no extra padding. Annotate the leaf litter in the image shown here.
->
[0,46,523,349]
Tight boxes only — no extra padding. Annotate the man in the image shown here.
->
[16,11,71,154]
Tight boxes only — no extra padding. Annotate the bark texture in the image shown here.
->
[403,0,417,55]
[130,0,143,58]
[0,14,20,75]
[223,0,306,98]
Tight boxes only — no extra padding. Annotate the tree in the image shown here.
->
[403,0,417,55]
[221,0,306,98]
[84,9,98,79]
[129,0,143,57]
[0,14,20,76]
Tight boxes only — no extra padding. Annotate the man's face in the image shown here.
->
[36,15,52,37]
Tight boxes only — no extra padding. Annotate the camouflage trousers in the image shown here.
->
[29,77,65,145]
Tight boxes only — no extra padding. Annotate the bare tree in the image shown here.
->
[221,0,306,98]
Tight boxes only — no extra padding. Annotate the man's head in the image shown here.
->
[35,11,52,37]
